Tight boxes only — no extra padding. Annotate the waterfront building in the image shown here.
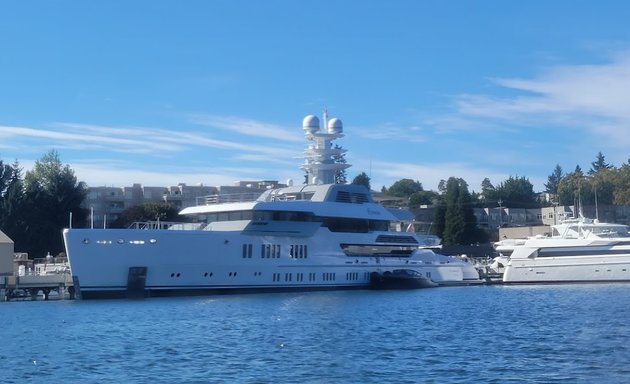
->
[0,230,13,277]
[84,181,284,228]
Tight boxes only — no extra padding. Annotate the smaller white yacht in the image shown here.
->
[500,216,630,283]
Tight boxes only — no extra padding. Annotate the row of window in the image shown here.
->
[261,244,282,258]
[240,243,309,259]
[199,209,390,234]
[289,245,307,258]
[167,271,375,282]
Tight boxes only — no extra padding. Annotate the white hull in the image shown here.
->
[503,240,630,283]
[64,227,480,299]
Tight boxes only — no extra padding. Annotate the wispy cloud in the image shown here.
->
[356,123,428,143]
[451,51,630,146]
[189,114,304,142]
[2,120,302,160]
[0,124,183,154]
[1,116,310,188]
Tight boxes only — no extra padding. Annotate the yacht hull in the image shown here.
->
[503,243,630,283]
[64,228,479,299]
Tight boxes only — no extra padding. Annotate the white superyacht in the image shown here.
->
[499,216,630,283]
[63,114,480,298]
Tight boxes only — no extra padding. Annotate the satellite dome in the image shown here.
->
[302,115,320,133]
[327,117,343,134]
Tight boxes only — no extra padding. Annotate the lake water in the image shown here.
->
[2,284,630,383]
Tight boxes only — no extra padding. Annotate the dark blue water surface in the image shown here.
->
[2,284,630,383]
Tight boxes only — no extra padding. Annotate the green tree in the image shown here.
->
[386,179,424,198]
[432,198,446,239]
[409,190,439,208]
[439,177,483,245]
[21,150,88,258]
[332,144,347,184]
[557,166,589,208]
[589,151,612,175]
[0,160,26,244]
[544,164,563,197]
[110,203,180,228]
[495,176,539,208]
[589,168,615,206]
[351,172,371,190]
[479,177,498,208]
[613,160,630,204]
[0,159,12,197]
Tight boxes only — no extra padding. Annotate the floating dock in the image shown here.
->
[1,274,74,301]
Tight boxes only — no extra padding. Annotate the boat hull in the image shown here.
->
[63,228,479,299]
[504,244,630,284]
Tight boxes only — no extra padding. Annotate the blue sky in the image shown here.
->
[1,1,630,193]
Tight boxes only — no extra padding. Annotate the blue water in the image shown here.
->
[2,285,630,383]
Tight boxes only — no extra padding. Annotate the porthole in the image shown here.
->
[149,239,157,244]
[117,239,124,244]
[82,238,90,244]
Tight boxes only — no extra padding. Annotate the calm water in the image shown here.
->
[2,285,630,383]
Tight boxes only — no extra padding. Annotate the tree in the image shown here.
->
[332,144,347,184]
[438,177,484,245]
[0,159,12,197]
[589,151,612,175]
[479,177,498,208]
[21,150,88,258]
[613,161,630,204]
[409,190,439,208]
[544,164,563,197]
[495,176,539,208]
[557,166,588,208]
[386,179,424,198]
[351,172,371,190]
[110,203,180,228]
[0,160,25,244]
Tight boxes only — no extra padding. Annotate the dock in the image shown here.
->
[1,274,74,301]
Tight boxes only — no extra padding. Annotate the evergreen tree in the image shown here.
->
[613,161,630,204]
[588,167,615,206]
[0,159,12,197]
[495,176,539,208]
[0,160,25,244]
[440,177,481,245]
[557,166,590,208]
[589,151,612,175]
[432,198,446,239]
[22,150,88,257]
[479,177,497,208]
[351,172,371,190]
[332,144,347,184]
[544,164,563,196]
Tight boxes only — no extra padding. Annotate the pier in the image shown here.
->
[1,274,74,301]
[1,253,75,301]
